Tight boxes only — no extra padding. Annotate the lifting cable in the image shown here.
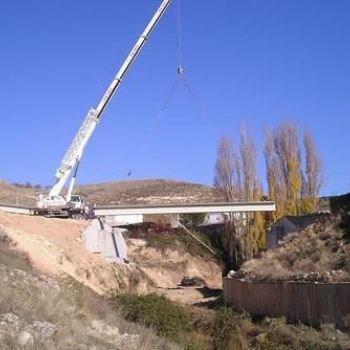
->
[139,78,179,153]
[176,0,185,72]
[125,0,208,177]
[125,77,179,177]
[175,0,207,119]
[181,75,207,119]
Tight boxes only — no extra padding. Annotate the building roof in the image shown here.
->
[283,213,320,230]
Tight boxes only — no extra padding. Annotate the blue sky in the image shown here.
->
[1,0,349,196]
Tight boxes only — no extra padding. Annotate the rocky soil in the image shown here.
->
[235,215,350,282]
[0,232,177,350]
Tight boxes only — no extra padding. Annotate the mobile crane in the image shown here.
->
[35,0,172,217]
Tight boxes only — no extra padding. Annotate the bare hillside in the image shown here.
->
[77,179,220,205]
[0,181,38,206]
[0,179,221,207]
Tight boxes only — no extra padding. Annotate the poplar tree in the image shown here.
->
[302,129,322,212]
[264,121,322,219]
[273,122,302,215]
[240,128,265,256]
[214,131,265,266]
[214,136,243,269]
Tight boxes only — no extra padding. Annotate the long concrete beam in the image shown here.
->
[0,203,32,215]
[95,201,276,216]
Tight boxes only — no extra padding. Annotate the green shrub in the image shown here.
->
[180,213,207,226]
[146,228,219,260]
[212,307,250,350]
[255,318,339,350]
[111,293,193,341]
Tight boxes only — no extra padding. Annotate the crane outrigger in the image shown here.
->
[36,0,171,217]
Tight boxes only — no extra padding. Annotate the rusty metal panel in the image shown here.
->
[223,278,350,328]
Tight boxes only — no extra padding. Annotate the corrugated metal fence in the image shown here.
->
[223,278,350,328]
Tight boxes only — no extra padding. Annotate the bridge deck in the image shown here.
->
[95,201,276,216]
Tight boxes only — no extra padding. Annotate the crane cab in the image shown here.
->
[68,195,84,209]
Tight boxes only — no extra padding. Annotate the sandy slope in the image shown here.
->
[0,211,222,304]
[127,239,222,289]
[0,211,150,295]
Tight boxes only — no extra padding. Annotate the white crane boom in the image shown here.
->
[42,0,171,205]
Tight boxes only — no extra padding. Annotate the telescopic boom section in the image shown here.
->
[49,0,171,197]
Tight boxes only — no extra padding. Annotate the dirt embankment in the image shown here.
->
[127,238,222,289]
[0,211,222,301]
[0,212,150,295]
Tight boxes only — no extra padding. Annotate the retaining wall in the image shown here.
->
[223,278,350,328]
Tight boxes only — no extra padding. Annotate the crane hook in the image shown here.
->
[177,66,184,76]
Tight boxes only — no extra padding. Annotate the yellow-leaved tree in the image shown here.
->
[264,121,322,220]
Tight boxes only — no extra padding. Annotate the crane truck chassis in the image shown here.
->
[33,195,87,218]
